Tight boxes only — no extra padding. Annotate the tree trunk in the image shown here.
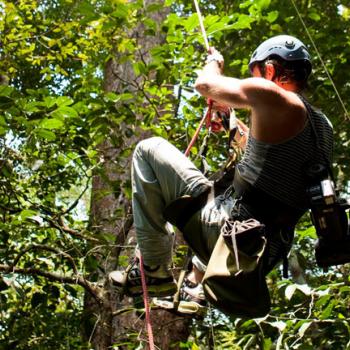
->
[84,1,192,348]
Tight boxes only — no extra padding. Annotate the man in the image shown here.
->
[110,35,333,316]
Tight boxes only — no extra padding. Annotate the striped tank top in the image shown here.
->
[237,97,334,210]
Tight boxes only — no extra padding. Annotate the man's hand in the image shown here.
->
[206,47,224,72]
[233,118,249,150]
[206,100,231,133]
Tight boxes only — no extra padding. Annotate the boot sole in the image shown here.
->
[152,298,207,316]
[112,280,178,298]
[128,282,177,297]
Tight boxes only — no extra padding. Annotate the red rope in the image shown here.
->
[139,99,213,349]
[139,255,155,350]
[184,99,213,156]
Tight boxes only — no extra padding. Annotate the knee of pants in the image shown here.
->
[133,136,166,160]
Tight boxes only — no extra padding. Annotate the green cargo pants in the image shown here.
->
[132,136,234,267]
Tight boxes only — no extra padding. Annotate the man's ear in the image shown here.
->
[264,63,275,81]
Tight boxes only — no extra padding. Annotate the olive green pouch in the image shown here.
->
[202,219,271,318]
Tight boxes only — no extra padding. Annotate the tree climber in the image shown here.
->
[110,35,334,316]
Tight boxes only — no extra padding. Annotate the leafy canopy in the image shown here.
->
[0,0,350,349]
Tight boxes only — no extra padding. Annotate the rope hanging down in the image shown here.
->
[290,0,349,120]
[139,255,155,350]
[193,0,210,51]
[138,1,212,348]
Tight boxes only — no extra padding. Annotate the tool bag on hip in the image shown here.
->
[202,218,271,318]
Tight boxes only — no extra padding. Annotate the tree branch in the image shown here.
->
[60,177,91,216]
[111,205,134,269]
[11,244,79,275]
[47,218,100,243]
[0,264,102,304]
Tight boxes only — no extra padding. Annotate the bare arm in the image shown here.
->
[195,68,283,110]
[194,47,293,111]
[194,48,307,143]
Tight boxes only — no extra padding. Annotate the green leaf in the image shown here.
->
[56,96,73,107]
[207,21,232,36]
[19,209,38,220]
[35,128,56,141]
[298,321,313,337]
[266,11,279,23]
[263,338,272,350]
[308,12,321,21]
[0,86,13,97]
[133,62,147,76]
[339,286,350,293]
[285,284,297,300]
[40,118,64,129]
[0,115,7,126]
[184,14,199,32]
[315,294,331,308]
[256,0,271,10]
[51,106,78,119]
[111,3,129,19]
[104,92,119,102]
[43,96,57,109]
[23,101,42,113]
[118,93,134,101]
[321,300,335,319]
[230,14,255,30]
[76,1,98,21]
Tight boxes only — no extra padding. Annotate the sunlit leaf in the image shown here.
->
[40,118,64,129]
[35,128,57,140]
[285,284,297,300]
[298,321,313,337]
[266,11,279,23]
[51,106,78,119]
[19,209,38,220]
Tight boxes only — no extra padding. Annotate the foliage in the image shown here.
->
[0,0,350,348]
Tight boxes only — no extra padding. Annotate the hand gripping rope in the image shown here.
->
[138,1,212,349]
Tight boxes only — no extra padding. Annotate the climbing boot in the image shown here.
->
[109,259,177,298]
[153,278,207,317]
[177,278,207,316]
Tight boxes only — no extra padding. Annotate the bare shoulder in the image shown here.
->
[242,77,304,110]
[244,79,307,142]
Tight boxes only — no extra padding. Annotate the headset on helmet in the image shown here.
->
[249,35,312,77]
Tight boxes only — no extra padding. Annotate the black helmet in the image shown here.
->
[249,35,312,76]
